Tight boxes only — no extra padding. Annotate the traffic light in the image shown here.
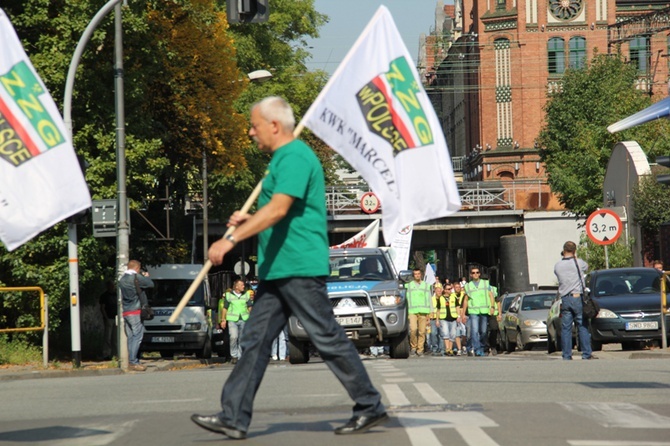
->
[226,0,269,24]
[657,156,670,185]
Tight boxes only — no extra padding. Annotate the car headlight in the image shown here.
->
[595,308,617,319]
[184,323,202,331]
[379,295,400,306]
[523,319,540,327]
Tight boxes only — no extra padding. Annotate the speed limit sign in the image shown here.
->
[586,209,622,246]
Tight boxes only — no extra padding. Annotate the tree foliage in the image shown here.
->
[632,173,670,233]
[538,52,670,217]
[577,233,633,271]
[0,0,330,355]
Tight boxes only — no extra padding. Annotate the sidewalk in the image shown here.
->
[0,356,231,381]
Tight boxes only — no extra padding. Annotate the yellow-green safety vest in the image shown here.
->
[405,281,431,314]
[447,292,463,319]
[432,295,448,319]
[224,291,251,322]
[465,280,492,315]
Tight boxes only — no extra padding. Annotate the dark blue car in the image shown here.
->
[585,267,670,351]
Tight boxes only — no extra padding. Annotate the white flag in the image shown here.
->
[424,262,436,286]
[0,9,91,251]
[302,6,461,244]
[330,219,379,249]
[388,224,412,272]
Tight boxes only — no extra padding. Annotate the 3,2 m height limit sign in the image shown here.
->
[586,209,622,246]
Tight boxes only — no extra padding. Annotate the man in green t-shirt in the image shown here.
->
[192,97,387,439]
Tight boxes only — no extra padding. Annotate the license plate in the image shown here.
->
[625,321,658,330]
[152,336,175,343]
[336,316,362,326]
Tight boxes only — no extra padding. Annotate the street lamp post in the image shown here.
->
[63,0,125,369]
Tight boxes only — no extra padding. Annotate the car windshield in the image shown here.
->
[594,270,662,296]
[148,280,205,306]
[520,294,554,311]
[328,254,393,282]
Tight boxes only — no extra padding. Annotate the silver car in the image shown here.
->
[501,291,555,351]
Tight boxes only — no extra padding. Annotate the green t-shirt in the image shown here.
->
[257,139,329,280]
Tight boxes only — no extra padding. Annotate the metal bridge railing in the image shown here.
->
[326,180,550,215]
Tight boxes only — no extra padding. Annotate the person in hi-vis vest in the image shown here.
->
[405,268,432,356]
[461,267,495,357]
[219,279,252,364]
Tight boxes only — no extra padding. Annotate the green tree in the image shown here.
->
[538,52,670,217]
[632,171,670,262]
[577,234,633,271]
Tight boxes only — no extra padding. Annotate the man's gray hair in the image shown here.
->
[252,96,295,131]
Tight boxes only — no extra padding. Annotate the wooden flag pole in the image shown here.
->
[168,122,306,323]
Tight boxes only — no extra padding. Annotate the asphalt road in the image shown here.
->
[1,349,670,445]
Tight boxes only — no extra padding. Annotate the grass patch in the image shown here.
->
[0,335,42,365]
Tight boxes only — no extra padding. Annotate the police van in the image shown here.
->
[141,264,214,359]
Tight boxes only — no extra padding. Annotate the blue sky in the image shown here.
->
[305,0,442,74]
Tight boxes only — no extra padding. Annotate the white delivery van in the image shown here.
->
[141,264,214,359]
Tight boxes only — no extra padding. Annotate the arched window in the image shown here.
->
[548,38,565,74]
[569,37,586,69]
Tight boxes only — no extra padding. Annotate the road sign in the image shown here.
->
[586,209,622,245]
[234,261,250,276]
[360,192,380,214]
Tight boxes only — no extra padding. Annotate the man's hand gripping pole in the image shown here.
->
[168,181,262,323]
[168,123,305,323]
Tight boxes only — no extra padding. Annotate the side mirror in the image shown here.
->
[398,270,413,283]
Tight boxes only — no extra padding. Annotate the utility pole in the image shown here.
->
[114,1,130,370]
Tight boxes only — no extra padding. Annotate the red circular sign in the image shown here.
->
[360,192,380,214]
[586,209,622,246]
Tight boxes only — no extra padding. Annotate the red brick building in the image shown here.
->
[422,0,670,211]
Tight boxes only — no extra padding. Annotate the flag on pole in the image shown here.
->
[424,262,436,286]
[302,5,461,244]
[330,219,380,249]
[0,9,91,251]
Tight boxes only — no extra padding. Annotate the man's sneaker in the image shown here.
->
[271,355,278,361]
[461,347,467,355]
[129,364,147,372]
[456,350,462,356]
[467,350,474,357]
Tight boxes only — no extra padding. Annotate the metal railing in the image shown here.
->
[325,179,550,215]
[0,287,48,367]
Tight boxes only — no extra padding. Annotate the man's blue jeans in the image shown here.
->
[228,319,246,359]
[217,277,385,432]
[560,294,593,359]
[468,314,488,355]
[429,319,444,353]
[123,314,144,365]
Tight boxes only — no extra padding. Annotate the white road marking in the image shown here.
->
[560,403,670,428]
[138,398,203,404]
[380,372,408,377]
[397,411,499,446]
[382,384,410,406]
[386,378,415,383]
[569,442,670,446]
[413,383,448,405]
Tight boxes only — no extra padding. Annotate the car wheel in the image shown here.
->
[195,334,213,359]
[288,337,309,364]
[389,330,410,359]
[547,331,556,353]
[505,330,516,353]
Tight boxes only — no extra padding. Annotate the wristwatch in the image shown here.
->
[225,233,237,246]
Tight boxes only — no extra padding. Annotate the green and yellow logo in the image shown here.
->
[356,56,433,155]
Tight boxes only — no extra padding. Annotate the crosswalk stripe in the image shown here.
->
[413,383,448,405]
[569,442,670,446]
[560,403,670,428]
[382,383,410,406]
